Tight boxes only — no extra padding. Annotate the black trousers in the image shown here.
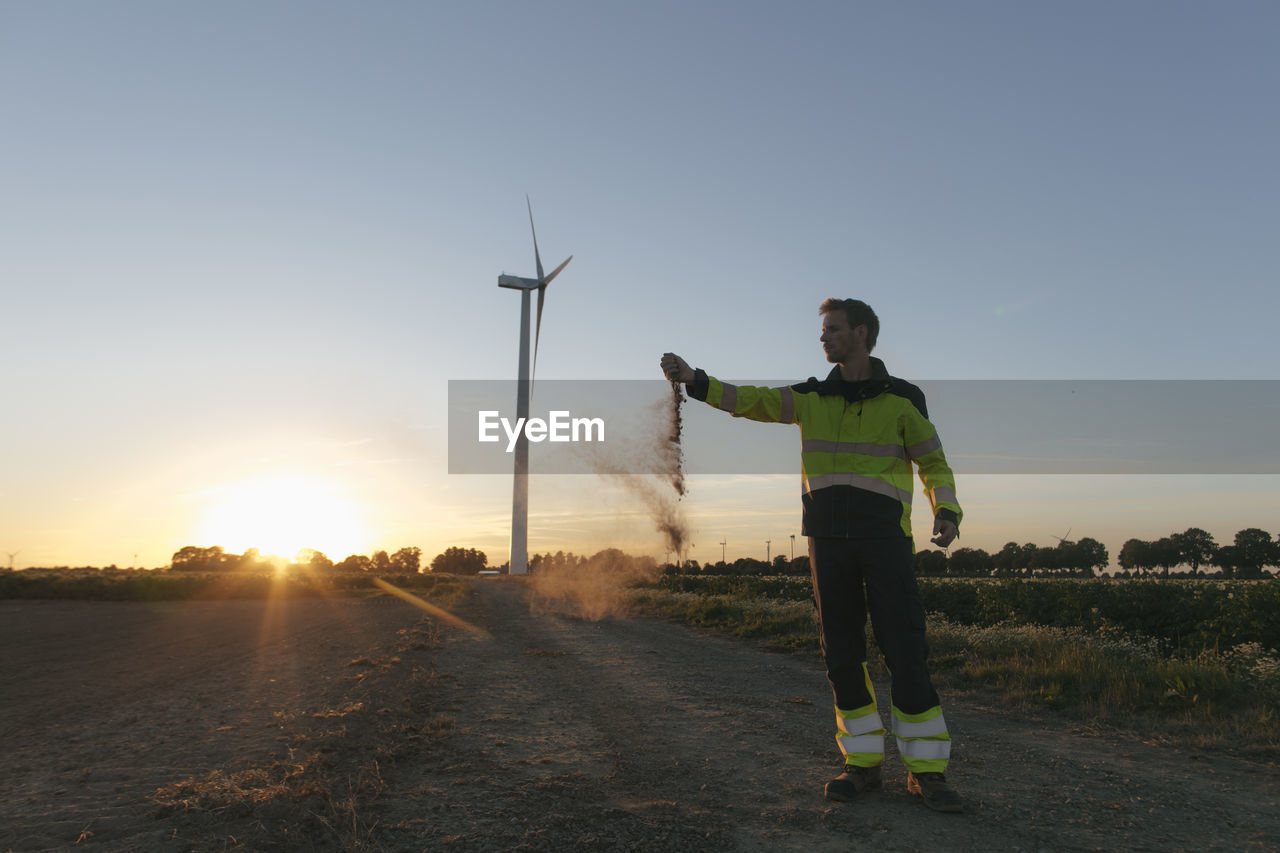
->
[808,536,941,715]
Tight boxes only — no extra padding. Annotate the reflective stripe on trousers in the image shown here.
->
[892,705,951,773]
[836,702,885,767]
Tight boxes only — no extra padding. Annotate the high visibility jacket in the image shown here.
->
[689,357,961,539]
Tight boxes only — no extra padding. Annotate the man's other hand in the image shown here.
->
[661,353,695,384]
[931,518,959,548]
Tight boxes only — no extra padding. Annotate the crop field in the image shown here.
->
[631,575,1280,757]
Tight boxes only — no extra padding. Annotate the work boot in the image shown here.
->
[906,771,963,813]
[824,763,882,802]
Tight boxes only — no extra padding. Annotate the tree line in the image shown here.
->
[665,526,1280,579]
[167,525,1280,580]
[916,527,1280,579]
[168,545,491,575]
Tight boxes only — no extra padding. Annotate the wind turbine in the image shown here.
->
[1052,527,1074,546]
[497,199,572,575]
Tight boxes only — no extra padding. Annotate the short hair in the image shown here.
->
[819,298,879,352]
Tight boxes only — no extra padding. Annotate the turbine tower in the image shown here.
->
[497,199,572,575]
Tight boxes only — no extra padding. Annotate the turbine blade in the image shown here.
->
[541,255,573,286]
[527,195,544,280]
[531,256,571,386]
[532,283,546,385]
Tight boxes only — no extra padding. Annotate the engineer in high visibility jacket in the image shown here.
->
[660,298,965,813]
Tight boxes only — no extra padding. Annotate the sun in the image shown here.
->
[197,475,371,560]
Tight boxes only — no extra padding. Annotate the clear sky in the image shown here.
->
[3,1,1279,569]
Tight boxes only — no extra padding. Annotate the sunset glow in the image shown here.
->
[196,476,371,560]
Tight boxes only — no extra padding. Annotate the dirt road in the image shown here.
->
[2,580,1277,851]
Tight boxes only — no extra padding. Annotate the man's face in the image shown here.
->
[820,311,864,364]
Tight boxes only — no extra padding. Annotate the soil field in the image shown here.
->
[1,580,1277,852]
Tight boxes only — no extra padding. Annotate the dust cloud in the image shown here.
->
[532,382,687,621]
[583,381,689,557]
[529,549,660,621]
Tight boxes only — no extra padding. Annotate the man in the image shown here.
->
[660,298,964,813]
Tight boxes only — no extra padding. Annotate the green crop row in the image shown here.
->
[651,575,1280,655]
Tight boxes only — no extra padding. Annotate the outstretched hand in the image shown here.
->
[660,353,695,384]
[931,518,959,548]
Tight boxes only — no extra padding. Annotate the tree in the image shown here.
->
[993,542,1022,576]
[1029,545,1061,576]
[1151,537,1180,577]
[372,550,391,572]
[171,546,232,572]
[1016,543,1040,576]
[390,546,422,574]
[947,547,992,577]
[1172,527,1217,576]
[1214,544,1239,579]
[1066,537,1109,576]
[915,549,947,577]
[431,546,488,575]
[295,548,334,572]
[731,557,768,575]
[335,554,373,572]
[1233,528,1275,579]
[1119,539,1151,576]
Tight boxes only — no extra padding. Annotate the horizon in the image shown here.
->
[8,512,1276,577]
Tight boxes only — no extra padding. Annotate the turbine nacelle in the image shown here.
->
[497,254,573,291]
[498,274,541,290]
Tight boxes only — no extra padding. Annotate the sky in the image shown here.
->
[3,0,1279,569]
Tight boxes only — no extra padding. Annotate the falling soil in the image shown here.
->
[667,379,687,498]
[656,379,689,556]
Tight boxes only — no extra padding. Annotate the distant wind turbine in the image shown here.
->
[497,199,572,575]
[1052,527,1074,546]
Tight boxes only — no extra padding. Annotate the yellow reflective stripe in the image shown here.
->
[718,382,738,413]
[838,734,885,756]
[802,439,907,459]
[837,708,885,737]
[892,713,947,738]
[806,472,913,504]
[896,738,952,761]
[778,386,795,423]
[906,435,941,459]
[931,485,958,506]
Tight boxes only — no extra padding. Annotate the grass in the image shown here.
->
[629,587,822,651]
[628,586,1280,759]
[926,618,1280,754]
